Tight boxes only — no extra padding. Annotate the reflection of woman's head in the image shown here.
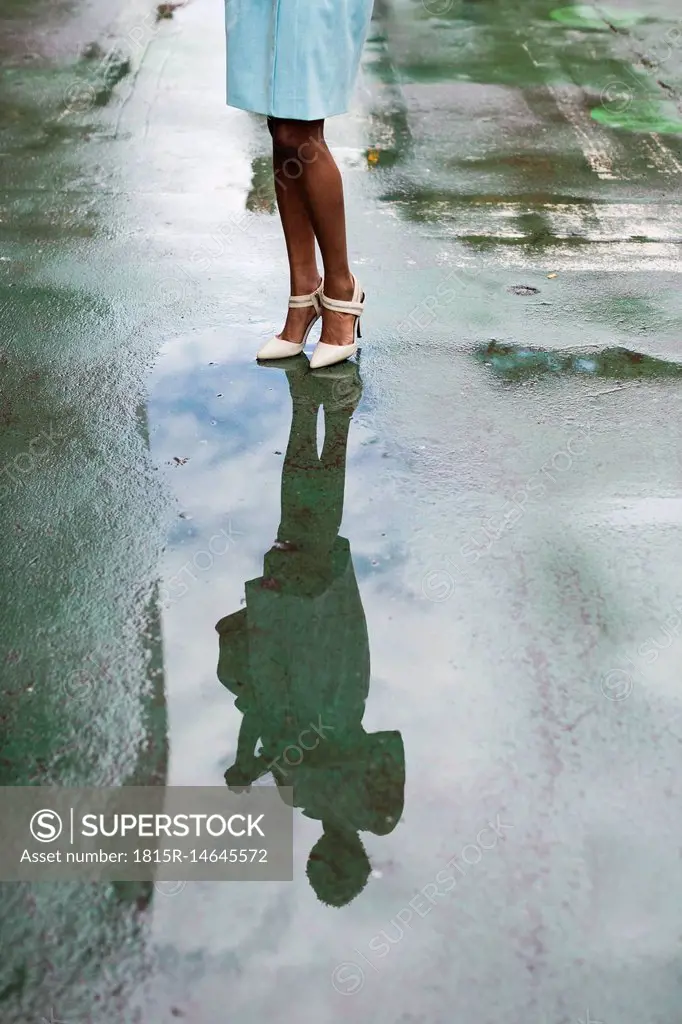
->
[306,825,371,908]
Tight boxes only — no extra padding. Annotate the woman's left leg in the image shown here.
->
[270,118,358,347]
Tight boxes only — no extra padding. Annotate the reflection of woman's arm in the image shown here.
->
[224,711,268,788]
[236,710,261,766]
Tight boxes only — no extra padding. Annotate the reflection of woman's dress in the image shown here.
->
[216,361,404,904]
[219,538,403,836]
[251,538,368,739]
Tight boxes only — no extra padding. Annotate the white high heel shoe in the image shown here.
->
[309,275,365,370]
[256,281,323,361]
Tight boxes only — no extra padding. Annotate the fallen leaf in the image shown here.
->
[156,2,185,20]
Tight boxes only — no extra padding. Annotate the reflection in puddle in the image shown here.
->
[474,341,682,381]
[363,27,413,168]
[215,358,405,908]
[246,154,277,214]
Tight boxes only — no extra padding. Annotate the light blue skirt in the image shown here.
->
[225,0,374,120]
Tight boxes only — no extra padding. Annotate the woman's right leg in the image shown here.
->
[268,116,322,345]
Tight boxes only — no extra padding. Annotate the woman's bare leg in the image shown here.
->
[268,117,322,344]
[270,118,357,347]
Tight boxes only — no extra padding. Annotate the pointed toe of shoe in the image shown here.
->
[309,342,357,370]
[257,336,305,361]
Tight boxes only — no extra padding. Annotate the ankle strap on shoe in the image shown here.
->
[321,292,364,316]
[321,275,364,317]
[289,289,322,314]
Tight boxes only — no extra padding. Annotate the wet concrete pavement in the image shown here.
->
[2,0,682,1021]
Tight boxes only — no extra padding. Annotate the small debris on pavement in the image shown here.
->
[81,42,105,59]
[508,285,540,295]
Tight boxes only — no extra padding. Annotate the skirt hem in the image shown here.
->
[226,98,350,121]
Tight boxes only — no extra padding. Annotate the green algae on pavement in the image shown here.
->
[0,2,172,1021]
[474,342,682,383]
[591,104,682,134]
[549,5,648,30]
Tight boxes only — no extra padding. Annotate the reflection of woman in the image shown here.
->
[225,1,371,368]
[216,360,405,907]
